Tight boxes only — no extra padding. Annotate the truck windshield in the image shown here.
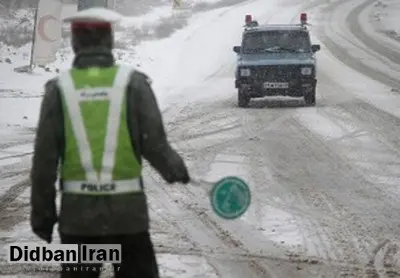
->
[242,30,311,54]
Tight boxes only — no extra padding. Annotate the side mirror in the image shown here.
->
[311,44,321,52]
[233,46,241,53]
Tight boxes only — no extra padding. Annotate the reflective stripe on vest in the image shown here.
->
[62,180,140,194]
[58,66,141,195]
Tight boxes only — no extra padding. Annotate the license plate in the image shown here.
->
[263,82,289,89]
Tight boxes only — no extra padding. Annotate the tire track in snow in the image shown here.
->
[297,1,400,274]
[0,178,29,210]
[0,152,32,182]
[239,111,339,275]
[316,70,400,190]
[289,117,376,263]
[314,0,400,89]
[163,91,375,276]
[346,0,400,66]
[236,1,350,272]
[381,242,400,277]
[0,131,34,230]
[239,107,364,274]
[0,139,33,150]
[337,100,400,156]
[168,95,384,276]
[364,239,400,278]
[0,178,30,230]
[165,101,280,277]
[300,0,398,75]
[303,87,400,276]
[156,97,277,277]
[160,81,353,276]
[240,89,381,271]
[291,101,400,276]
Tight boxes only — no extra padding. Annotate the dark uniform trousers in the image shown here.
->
[60,231,160,278]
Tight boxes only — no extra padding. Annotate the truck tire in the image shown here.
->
[238,89,250,108]
[304,88,316,106]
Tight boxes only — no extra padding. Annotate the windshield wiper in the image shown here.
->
[264,46,301,52]
[245,46,304,53]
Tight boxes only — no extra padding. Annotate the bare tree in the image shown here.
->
[0,0,38,10]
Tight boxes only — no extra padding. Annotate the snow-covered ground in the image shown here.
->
[368,0,400,41]
[0,1,288,277]
[1,0,400,276]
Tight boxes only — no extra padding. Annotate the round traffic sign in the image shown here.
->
[209,176,251,219]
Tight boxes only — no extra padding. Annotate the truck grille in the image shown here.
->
[249,65,302,81]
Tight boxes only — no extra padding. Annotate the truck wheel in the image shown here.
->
[238,90,250,108]
[304,88,316,106]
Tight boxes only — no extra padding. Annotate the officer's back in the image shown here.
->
[30,7,189,278]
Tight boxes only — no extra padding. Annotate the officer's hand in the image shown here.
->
[164,167,190,184]
[164,172,175,184]
[176,167,190,184]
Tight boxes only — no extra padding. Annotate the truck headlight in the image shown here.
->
[240,68,251,76]
[301,67,312,75]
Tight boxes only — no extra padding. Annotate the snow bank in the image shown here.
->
[131,0,279,108]
[120,5,177,28]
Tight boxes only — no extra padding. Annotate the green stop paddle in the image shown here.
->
[190,176,251,220]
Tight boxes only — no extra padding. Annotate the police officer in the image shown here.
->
[30,7,190,278]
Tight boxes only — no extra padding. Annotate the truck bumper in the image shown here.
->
[236,78,317,98]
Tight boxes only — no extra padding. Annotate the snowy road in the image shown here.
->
[150,0,400,276]
[1,0,400,277]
